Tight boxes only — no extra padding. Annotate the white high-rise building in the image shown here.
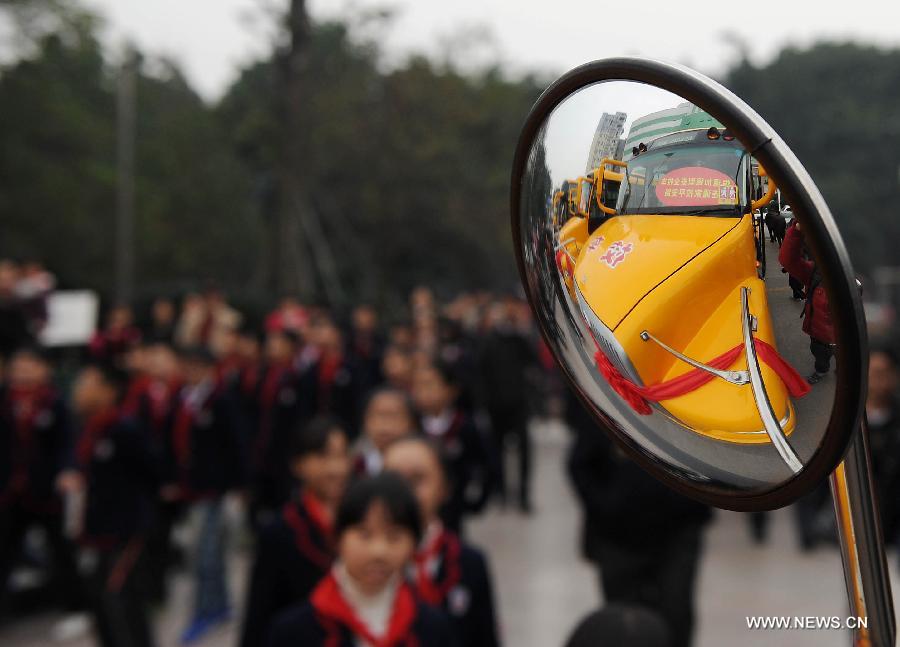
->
[585,111,627,173]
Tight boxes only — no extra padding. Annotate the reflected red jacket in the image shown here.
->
[779,223,835,344]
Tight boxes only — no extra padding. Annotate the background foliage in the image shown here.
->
[1,2,896,312]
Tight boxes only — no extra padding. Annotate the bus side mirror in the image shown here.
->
[751,163,777,211]
[595,158,627,215]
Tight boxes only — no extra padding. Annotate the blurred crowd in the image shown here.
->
[0,255,552,647]
[4,245,900,647]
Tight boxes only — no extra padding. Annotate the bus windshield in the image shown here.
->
[616,141,748,216]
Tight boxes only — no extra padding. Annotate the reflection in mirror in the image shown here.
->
[520,81,837,492]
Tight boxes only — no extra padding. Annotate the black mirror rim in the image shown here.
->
[510,56,866,511]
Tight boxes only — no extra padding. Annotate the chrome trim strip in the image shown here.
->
[574,282,644,384]
[639,330,751,386]
[741,286,803,473]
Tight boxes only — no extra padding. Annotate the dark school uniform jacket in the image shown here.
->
[298,355,363,438]
[240,494,335,647]
[566,403,710,557]
[0,384,73,513]
[412,527,500,647]
[121,374,179,440]
[166,379,247,500]
[267,573,456,647]
[251,362,306,504]
[420,410,492,533]
[78,409,159,548]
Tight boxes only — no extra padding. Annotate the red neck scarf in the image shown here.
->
[148,379,179,429]
[260,363,290,410]
[77,408,119,466]
[6,385,53,493]
[318,355,342,388]
[282,492,335,570]
[120,375,151,417]
[8,385,52,438]
[303,491,333,537]
[413,526,462,606]
[172,382,217,470]
[311,572,418,647]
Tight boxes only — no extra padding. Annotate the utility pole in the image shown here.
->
[115,54,136,304]
[271,0,316,299]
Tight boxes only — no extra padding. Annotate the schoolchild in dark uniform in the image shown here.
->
[381,345,414,394]
[71,362,159,647]
[251,329,305,526]
[122,341,181,439]
[89,304,142,366]
[352,388,417,478]
[240,416,351,647]
[348,305,386,393]
[268,472,455,647]
[0,347,82,612]
[566,390,710,647]
[477,301,536,512]
[123,340,182,603]
[865,343,900,547]
[411,360,491,534]
[384,436,500,647]
[300,319,363,436]
[165,347,247,644]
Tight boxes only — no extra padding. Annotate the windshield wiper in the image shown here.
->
[678,207,739,216]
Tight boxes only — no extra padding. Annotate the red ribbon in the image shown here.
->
[283,494,334,571]
[311,572,418,647]
[76,409,119,467]
[413,528,462,607]
[591,334,810,416]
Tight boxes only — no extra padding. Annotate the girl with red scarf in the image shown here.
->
[299,320,362,436]
[351,388,418,478]
[71,362,159,647]
[250,329,306,526]
[240,416,351,647]
[267,473,454,647]
[411,360,492,534]
[0,347,83,614]
[385,437,500,647]
[166,347,246,644]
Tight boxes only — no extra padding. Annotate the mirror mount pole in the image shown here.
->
[830,417,896,646]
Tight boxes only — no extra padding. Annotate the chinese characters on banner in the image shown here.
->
[655,166,738,207]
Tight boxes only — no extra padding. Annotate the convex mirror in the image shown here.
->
[512,58,866,510]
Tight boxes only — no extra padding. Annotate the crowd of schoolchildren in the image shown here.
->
[0,258,546,647]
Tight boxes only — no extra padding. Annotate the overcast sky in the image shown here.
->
[79,0,900,101]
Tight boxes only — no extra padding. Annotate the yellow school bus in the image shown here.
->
[554,127,786,444]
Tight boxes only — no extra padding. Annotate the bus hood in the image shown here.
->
[573,215,741,331]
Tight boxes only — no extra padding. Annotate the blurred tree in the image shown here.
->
[0,5,115,289]
[726,43,900,273]
[0,0,547,310]
[0,2,259,301]
[220,16,546,310]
